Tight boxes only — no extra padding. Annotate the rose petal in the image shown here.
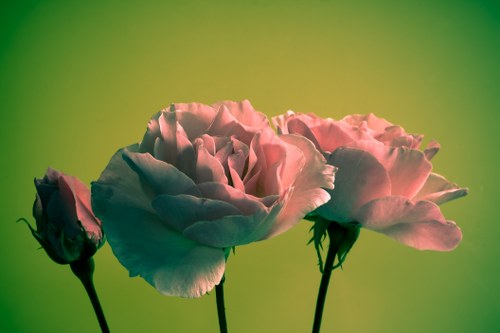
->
[272,110,294,135]
[140,112,161,154]
[43,167,61,185]
[212,99,268,129]
[173,102,216,140]
[265,134,335,238]
[228,150,246,191]
[356,196,462,251]
[277,116,322,150]
[92,145,153,215]
[307,120,356,153]
[375,126,423,149]
[316,146,392,222]
[99,202,224,298]
[342,113,393,133]
[194,140,228,184]
[413,173,469,205]
[168,122,196,180]
[255,132,286,195]
[214,140,233,180]
[197,182,267,215]
[183,203,282,248]
[424,140,440,160]
[273,112,354,153]
[207,105,254,144]
[346,140,432,198]
[152,194,242,232]
[58,174,102,241]
[154,111,178,165]
[122,149,200,197]
[46,190,80,237]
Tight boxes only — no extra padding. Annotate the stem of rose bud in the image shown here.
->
[215,275,228,333]
[70,258,110,333]
[312,223,341,333]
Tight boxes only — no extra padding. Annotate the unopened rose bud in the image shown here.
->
[27,167,104,264]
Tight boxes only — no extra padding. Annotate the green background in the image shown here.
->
[1,0,498,332]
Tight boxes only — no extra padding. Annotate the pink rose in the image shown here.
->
[30,168,104,264]
[273,112,468,251]
[92,100,335,297]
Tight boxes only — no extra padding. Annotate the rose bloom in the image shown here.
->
[273,112,468,251]
[30,168,104,264]
[92,100,335,297]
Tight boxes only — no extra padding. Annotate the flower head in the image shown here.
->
[92,100,335,297]
[274,111,468,251]
[28,168,104,264]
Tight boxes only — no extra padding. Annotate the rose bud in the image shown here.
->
[26,168,104,264]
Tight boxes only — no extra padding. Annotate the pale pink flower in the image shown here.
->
[30,168,104,264]
[92,100,335,297]
[273,111,467,251]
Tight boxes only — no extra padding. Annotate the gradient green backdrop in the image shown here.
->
[1,0,498,332]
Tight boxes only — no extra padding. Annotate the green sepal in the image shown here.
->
[223,246,236,261]
[307,218,330,273]
[17,217,69,265]
[306,215,361,273]
[329,221,360,271]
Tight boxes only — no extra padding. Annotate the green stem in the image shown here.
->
[70,258,110,333]
[215,275,228,333]
[312,223,341,333]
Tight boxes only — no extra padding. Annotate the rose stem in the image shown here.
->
[70,258,110,333]
[215,275,228,333]
[312,224,341,333]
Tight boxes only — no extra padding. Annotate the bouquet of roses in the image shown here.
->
[21,100,467,333]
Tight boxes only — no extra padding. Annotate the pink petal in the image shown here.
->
[375,126,423,148]
[198,134,216,155]
[173,102,216,140]
[46,189,80,237]
[346,140,432,198]
[242,139,260,192]
[122,149,200,197]
[424,140,440,160]
[97,197,225,298]
[44,167,61,185]
[58,174,102,241]
[356,196,462,251]
[413,173,469,205]
[341,113,393,133]
[207,105,254,144]
[152,194,242,231]
[194,140,228,184]
[183,208,279,248]
[272,111,294,135]
[93,145,156,214]
[264,134,335,238]
[214,140,233,179]
[228,148,246,179]
[153,111,178,165]
[277,116,322,150]
[139,112,161,154]
[308,120,357,153]
[174,123,196,179]
[317,146,391,222]
[228,150,246,192]
[253,130,287,195]
[197,182,267,215]
[212,99,268,129]
[273,112,354,153]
